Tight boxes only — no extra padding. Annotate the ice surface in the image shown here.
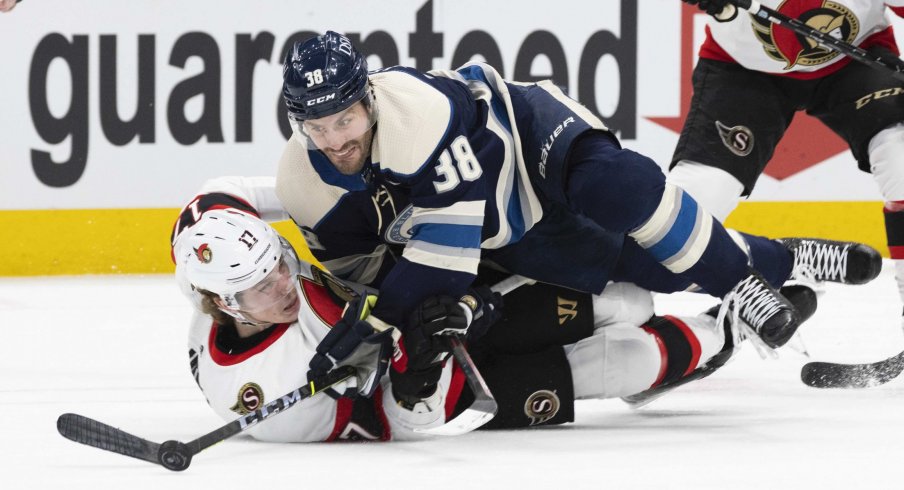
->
[3,263,904,489]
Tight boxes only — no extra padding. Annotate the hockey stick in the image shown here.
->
[57,365,356,471]
[724,0,904,82]
[800,350,904,388]
[416,274,536,436]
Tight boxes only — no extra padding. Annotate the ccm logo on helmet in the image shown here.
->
[307,92,337,106]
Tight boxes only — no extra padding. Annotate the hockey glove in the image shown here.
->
[390,290,500,408]
[682,0,738,22]
[308,294,397,398]
[460,284,504,342]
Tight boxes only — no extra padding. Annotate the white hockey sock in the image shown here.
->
[667,160,745,222]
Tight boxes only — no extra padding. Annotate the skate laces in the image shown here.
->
[791,240,849,283]
[716,276,781,359]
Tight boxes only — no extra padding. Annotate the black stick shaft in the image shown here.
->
[188,365,356,453]
[58,365,356,467]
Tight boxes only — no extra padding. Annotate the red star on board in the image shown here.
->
[647,5,848,180]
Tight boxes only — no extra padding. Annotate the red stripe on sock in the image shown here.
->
[664,315,703,376]
[642,326,668,388]
[889,245,904,259]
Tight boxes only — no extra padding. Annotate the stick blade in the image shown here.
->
[801,353,904,388]
[416,398,497,436]
[57,413,161,464]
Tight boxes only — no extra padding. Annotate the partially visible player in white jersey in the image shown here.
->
[171,178,818,442]
[670,0,904,324]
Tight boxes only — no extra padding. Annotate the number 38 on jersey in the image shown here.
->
[433,136,483,193]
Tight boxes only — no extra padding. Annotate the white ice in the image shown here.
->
[3,263,904,490]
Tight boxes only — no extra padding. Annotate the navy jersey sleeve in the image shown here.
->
[368,77,489,327]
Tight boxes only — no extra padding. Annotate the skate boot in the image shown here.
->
[708,283,818,361]
[623,284,816,409]
[779,238,881,285]
[721,268,801,349]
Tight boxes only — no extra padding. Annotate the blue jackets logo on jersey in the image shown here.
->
[384,204,414,245]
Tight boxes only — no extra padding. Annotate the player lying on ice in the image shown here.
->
[172,204,879,442]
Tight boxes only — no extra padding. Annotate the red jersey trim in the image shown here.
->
[444,361,468,420]
[326,388,392,442]
[207,322,292,366]
[327,397,355,441]
[642,326,669,389]
[664,315,703,376]
[300,278,343,328]
[699,25,899,80]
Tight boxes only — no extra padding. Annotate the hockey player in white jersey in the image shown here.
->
[275,31,881,361]
[671,0,904,322]
[171,187,824,441]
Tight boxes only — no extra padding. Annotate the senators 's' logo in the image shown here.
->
[524,390,561,426]
[230,382,264,415]
[752,1,859,69]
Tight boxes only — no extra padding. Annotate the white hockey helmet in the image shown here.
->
[174,209,300,322]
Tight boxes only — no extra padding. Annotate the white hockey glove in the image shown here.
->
[682,0,738,22]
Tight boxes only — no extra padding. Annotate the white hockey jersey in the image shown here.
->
[701,0,904,77]
[186,263,455,442]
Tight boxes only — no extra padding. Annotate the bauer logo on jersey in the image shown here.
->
[385,204,414,245]
[715,121,754,157]
[752,1,859,69]
[537,116,576,179]
[194,244,213,263]
[230,382,264,415]
[524,389,560,426]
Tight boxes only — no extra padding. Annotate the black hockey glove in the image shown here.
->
[682,0,738,22]
[308,294,396,398]
[390,289,502,407]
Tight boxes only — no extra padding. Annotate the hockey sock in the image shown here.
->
[629,184,750,296]
[884,204,904,317]
[642,316,703,389]
[729,230,793,287]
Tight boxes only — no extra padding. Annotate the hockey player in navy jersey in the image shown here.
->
[671,0,904,323]
[275,31,881,365]
[172,201,820,440]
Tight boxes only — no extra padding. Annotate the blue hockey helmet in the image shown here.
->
[283,31,370,121]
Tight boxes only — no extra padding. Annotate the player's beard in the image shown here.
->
[324,128,374,175]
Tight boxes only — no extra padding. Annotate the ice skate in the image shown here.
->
[624,283,818,409]
[720,268,801,349]
[779,238,881,285]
